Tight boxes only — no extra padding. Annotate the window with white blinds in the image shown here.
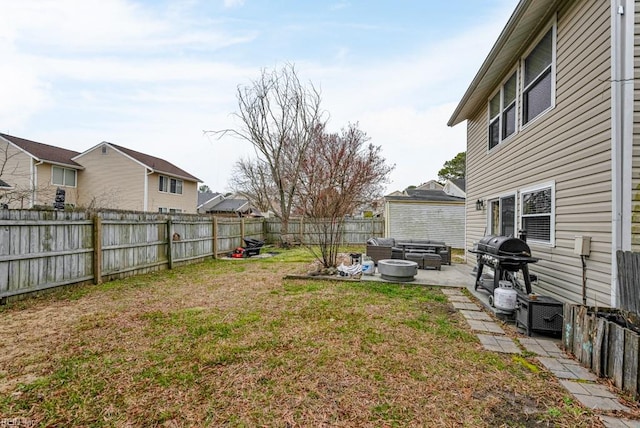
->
[521,185,554,244]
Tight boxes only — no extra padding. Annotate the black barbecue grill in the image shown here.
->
[470,235,539,297]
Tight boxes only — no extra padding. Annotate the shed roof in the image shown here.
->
[386,189,465,203]
[0,133,82,168]
[448,0,562,126]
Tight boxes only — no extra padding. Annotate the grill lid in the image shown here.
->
[477,235,531,257]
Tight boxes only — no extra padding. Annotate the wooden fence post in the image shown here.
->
[93,213,103,284]
[300,217,304,245]
[167,218,174,269]
[213,216,218,259]
[240,218,245,242]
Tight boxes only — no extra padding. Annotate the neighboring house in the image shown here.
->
[73,142,200,213]
[0,178,12,208]
[415,180,444,191]
[0,133,83,209]
[448,0,636,307]
[443,179,466,199]
[202,194,260,217]
[197,191,223,214]
[384,189,465,248]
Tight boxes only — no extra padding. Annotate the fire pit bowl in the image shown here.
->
[377,259,418,282]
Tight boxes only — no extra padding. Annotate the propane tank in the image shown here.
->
[493,281,517,311]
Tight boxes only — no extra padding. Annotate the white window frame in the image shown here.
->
[158,175,183,195]
[487,70,518,151]
[159,207,182,214]
[519,181,555,246]
[487,192,517,237]
[51,166,77,188]
[520,20,556,130]
[486,18,557,153]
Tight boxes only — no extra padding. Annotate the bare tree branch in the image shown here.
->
[206,63,326,235]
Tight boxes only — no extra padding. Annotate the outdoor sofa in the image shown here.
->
[366,237,451,266]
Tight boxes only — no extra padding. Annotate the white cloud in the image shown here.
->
[0,0,517,193]
[224,0,245,9]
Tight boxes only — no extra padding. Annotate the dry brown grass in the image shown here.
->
[0,250,610,426]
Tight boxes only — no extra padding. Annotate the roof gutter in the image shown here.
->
[448,0,531,127]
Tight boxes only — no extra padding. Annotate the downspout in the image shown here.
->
[31,159,43,208]
[144,169,153,212]
[610,0,634,307]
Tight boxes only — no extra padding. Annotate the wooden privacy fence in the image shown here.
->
[264,217,384,245]
[562,251,640,400]
[617,250,640,316]
[0,210,384,301]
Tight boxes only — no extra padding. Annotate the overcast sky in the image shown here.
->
[0,0,518,194]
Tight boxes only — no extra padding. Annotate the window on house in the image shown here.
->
[489,195,516,236]
[159,207,168,213]
[52,166,77,187]
[158,175,183,195]
[523,29,553,125]
[521,185,554,243]
[488,72,517,150]
[169,208,182,214]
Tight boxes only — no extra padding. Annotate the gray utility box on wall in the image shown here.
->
[516,294,564,336]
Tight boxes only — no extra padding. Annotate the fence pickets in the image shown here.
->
[0,210,384,300]
[617,250,640,315]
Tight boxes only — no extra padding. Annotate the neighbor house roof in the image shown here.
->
[448,0,562,126]
[451,178,466,192]
[197,191,221,208]
[207,198,250,213]
[386,189,465,203]
[0,179,12,189]
[76,142,201,182]
[0,133,83,169]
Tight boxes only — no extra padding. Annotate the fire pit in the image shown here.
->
[377,259,418,282]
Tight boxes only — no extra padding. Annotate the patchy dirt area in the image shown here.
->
[0,255,616,426]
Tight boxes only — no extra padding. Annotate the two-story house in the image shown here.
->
[448,0,636,308]
[0,133,83,209]
[0,133,200,213]
[73,142,200,213]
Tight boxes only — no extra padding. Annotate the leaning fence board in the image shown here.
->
[610,323,625,390]
[624,329,639,399]
[592,317,606,376]
[563,303,574,352]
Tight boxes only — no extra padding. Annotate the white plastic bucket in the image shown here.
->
[362,260,375,275]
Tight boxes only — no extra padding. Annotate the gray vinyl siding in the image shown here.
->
[633,1,640,251]
[386,202,465,248]
[466,0,612,306]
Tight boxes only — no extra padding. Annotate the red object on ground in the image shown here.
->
[231,247,245,258]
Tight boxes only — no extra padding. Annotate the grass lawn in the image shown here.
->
[0,248,604,426]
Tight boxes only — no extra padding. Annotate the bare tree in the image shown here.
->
[229,157,274,213]
[299,123,394,268]
[209,63,326,238]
